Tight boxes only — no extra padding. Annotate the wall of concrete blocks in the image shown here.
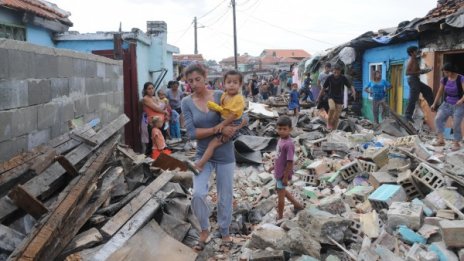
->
[0,39,124,162]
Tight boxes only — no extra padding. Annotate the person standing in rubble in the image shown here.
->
[430,63,464,151]
[316,63,332,103]
[268,116,304,220]
[247,74,259,102]
[319,64,356,131]
[364,70,391,125]
[181,63,240,252]
[142,82,168,156]
[404,46,434,122]
[279,70,288,95]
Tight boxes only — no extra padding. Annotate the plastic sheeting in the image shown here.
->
[446,8,464,28]
[234,135,277,164]
[339,47,356,65]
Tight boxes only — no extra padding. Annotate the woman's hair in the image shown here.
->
[142,82,154,96]
[442,63,458,73]
[184,63,207,78]
[223,70,243,84]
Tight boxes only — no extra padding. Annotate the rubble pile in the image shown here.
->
[1,104,464,261]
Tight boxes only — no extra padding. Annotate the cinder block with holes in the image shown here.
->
[397,171,423,200]
[346,219,364,243]
[359,160,378,173]
[363,147,389,168]
[411,163,446,190]
[344,186,375,207]
[294,169,318,186]
[339,161,363,182]
[393,135,420,147]
[368,184,407,212]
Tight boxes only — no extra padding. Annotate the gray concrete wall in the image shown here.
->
[0,39,124,162]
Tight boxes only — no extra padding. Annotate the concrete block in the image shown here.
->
[344,186,374,207]
[360,211,380,238]
[412,163,445,190]
[59,100,75,123]
[414,143,432,161]
[57,56,74,77]
[116,76,123,92]
[439,220,464,248]
[50,78,69,98]
[85,78,103,95]
[69,77,85,98]
[387,202,423,231]
[306,159,330,175]
[0,135,27,162]
[74,97,88,117]
[114,91,124,106]
[8,49,34,79]
[372,147,389,167]
[27,129,50,150]
[398,225,426,244]
[318,194,345,215]
[0,48,8,79]
[368,184,407,211]
[96,63,106,78]
[406,243,428,261]
[102,78,112,93]
[359,160,378,173]
[28,79,51,105]
[38,103,58,130]
[0,80,28,110]
[88,94,105,112]
[369,171,397,189]
[250,249,285,261]
[295,169,318,186]
[339,161,363,182]
[12,105,38,136]
[394,135,420,147]
[85,61,97,77]
[0,110,13,142]
[347,219,363,243]
[428,242,459,261]
[397,170,422,200]
[35,54,58,78]
[72,58,86,77]
[105,64,116,78]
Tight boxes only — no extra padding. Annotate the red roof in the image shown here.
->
[260,49,310,59]
[173,54,205,62]
[0,0,72,25]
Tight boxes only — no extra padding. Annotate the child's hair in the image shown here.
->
[291,83,298,88]
[151,116,162,126]
[184,63,207,78]
[276,116,292,128]
[223,70,243,84]
[407,46,418,56]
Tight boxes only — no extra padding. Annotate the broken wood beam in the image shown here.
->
[55,155,79,178]
[100,171,174,237]
[8,184,48,220]
[60,228,103,258]
[92,191,170,261]
[29,149,58,175]
[96,185,146,216]
[152,153,188,171]
[0,114,129,223]
[0,224,25,253]
[7,135,119,261]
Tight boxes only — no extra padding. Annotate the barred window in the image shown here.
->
[0,23,26,41]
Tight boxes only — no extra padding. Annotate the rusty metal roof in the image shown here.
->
[0,0,72,26]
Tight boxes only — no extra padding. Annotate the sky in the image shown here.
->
[56,0,439,61]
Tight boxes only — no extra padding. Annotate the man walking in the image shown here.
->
[316,63,332,101]
[405,46,434,122]
[319,64,356,130]
[278,70,288,95]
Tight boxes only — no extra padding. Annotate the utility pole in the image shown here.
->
[232,0,238,69]
[194,16,198,54]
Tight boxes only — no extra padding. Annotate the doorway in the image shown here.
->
[388,64,404,114]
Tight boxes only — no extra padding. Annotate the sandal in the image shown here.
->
[219,240,235,252]
[451,143,461,152]
[193,240,206,251]
[183,160,200,176]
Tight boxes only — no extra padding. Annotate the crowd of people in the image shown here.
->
[139,49,464,251]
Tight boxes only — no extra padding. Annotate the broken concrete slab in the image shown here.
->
[387,201,423,231]
[439,220,464,248]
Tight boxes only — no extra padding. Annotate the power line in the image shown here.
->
[197,0,228,20]
[173,22,193,44]
[202,6,230,27]
[242,13,334,46]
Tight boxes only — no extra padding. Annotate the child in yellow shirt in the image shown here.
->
[191,70,245,173]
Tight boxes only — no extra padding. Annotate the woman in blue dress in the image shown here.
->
[288,83,300,116]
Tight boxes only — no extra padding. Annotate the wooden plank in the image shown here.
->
[0,224,25,252]
[60,228,103,258]
[0,114,129,223]
[96,185,146,216]
[8,135,119,261]
[8,185,48,220]
[100,171,174,237]
[93,195,167,261]
[29,149,57,174]
[107,220,197,261]
[55,155,79,178]
[71,129,98,146]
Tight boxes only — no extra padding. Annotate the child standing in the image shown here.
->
[269,116,304,220]
[364,70,391,124]
[151,116,171,160]
[170,109,181,141]
[187,70,245,175]
[288,83,300,116]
